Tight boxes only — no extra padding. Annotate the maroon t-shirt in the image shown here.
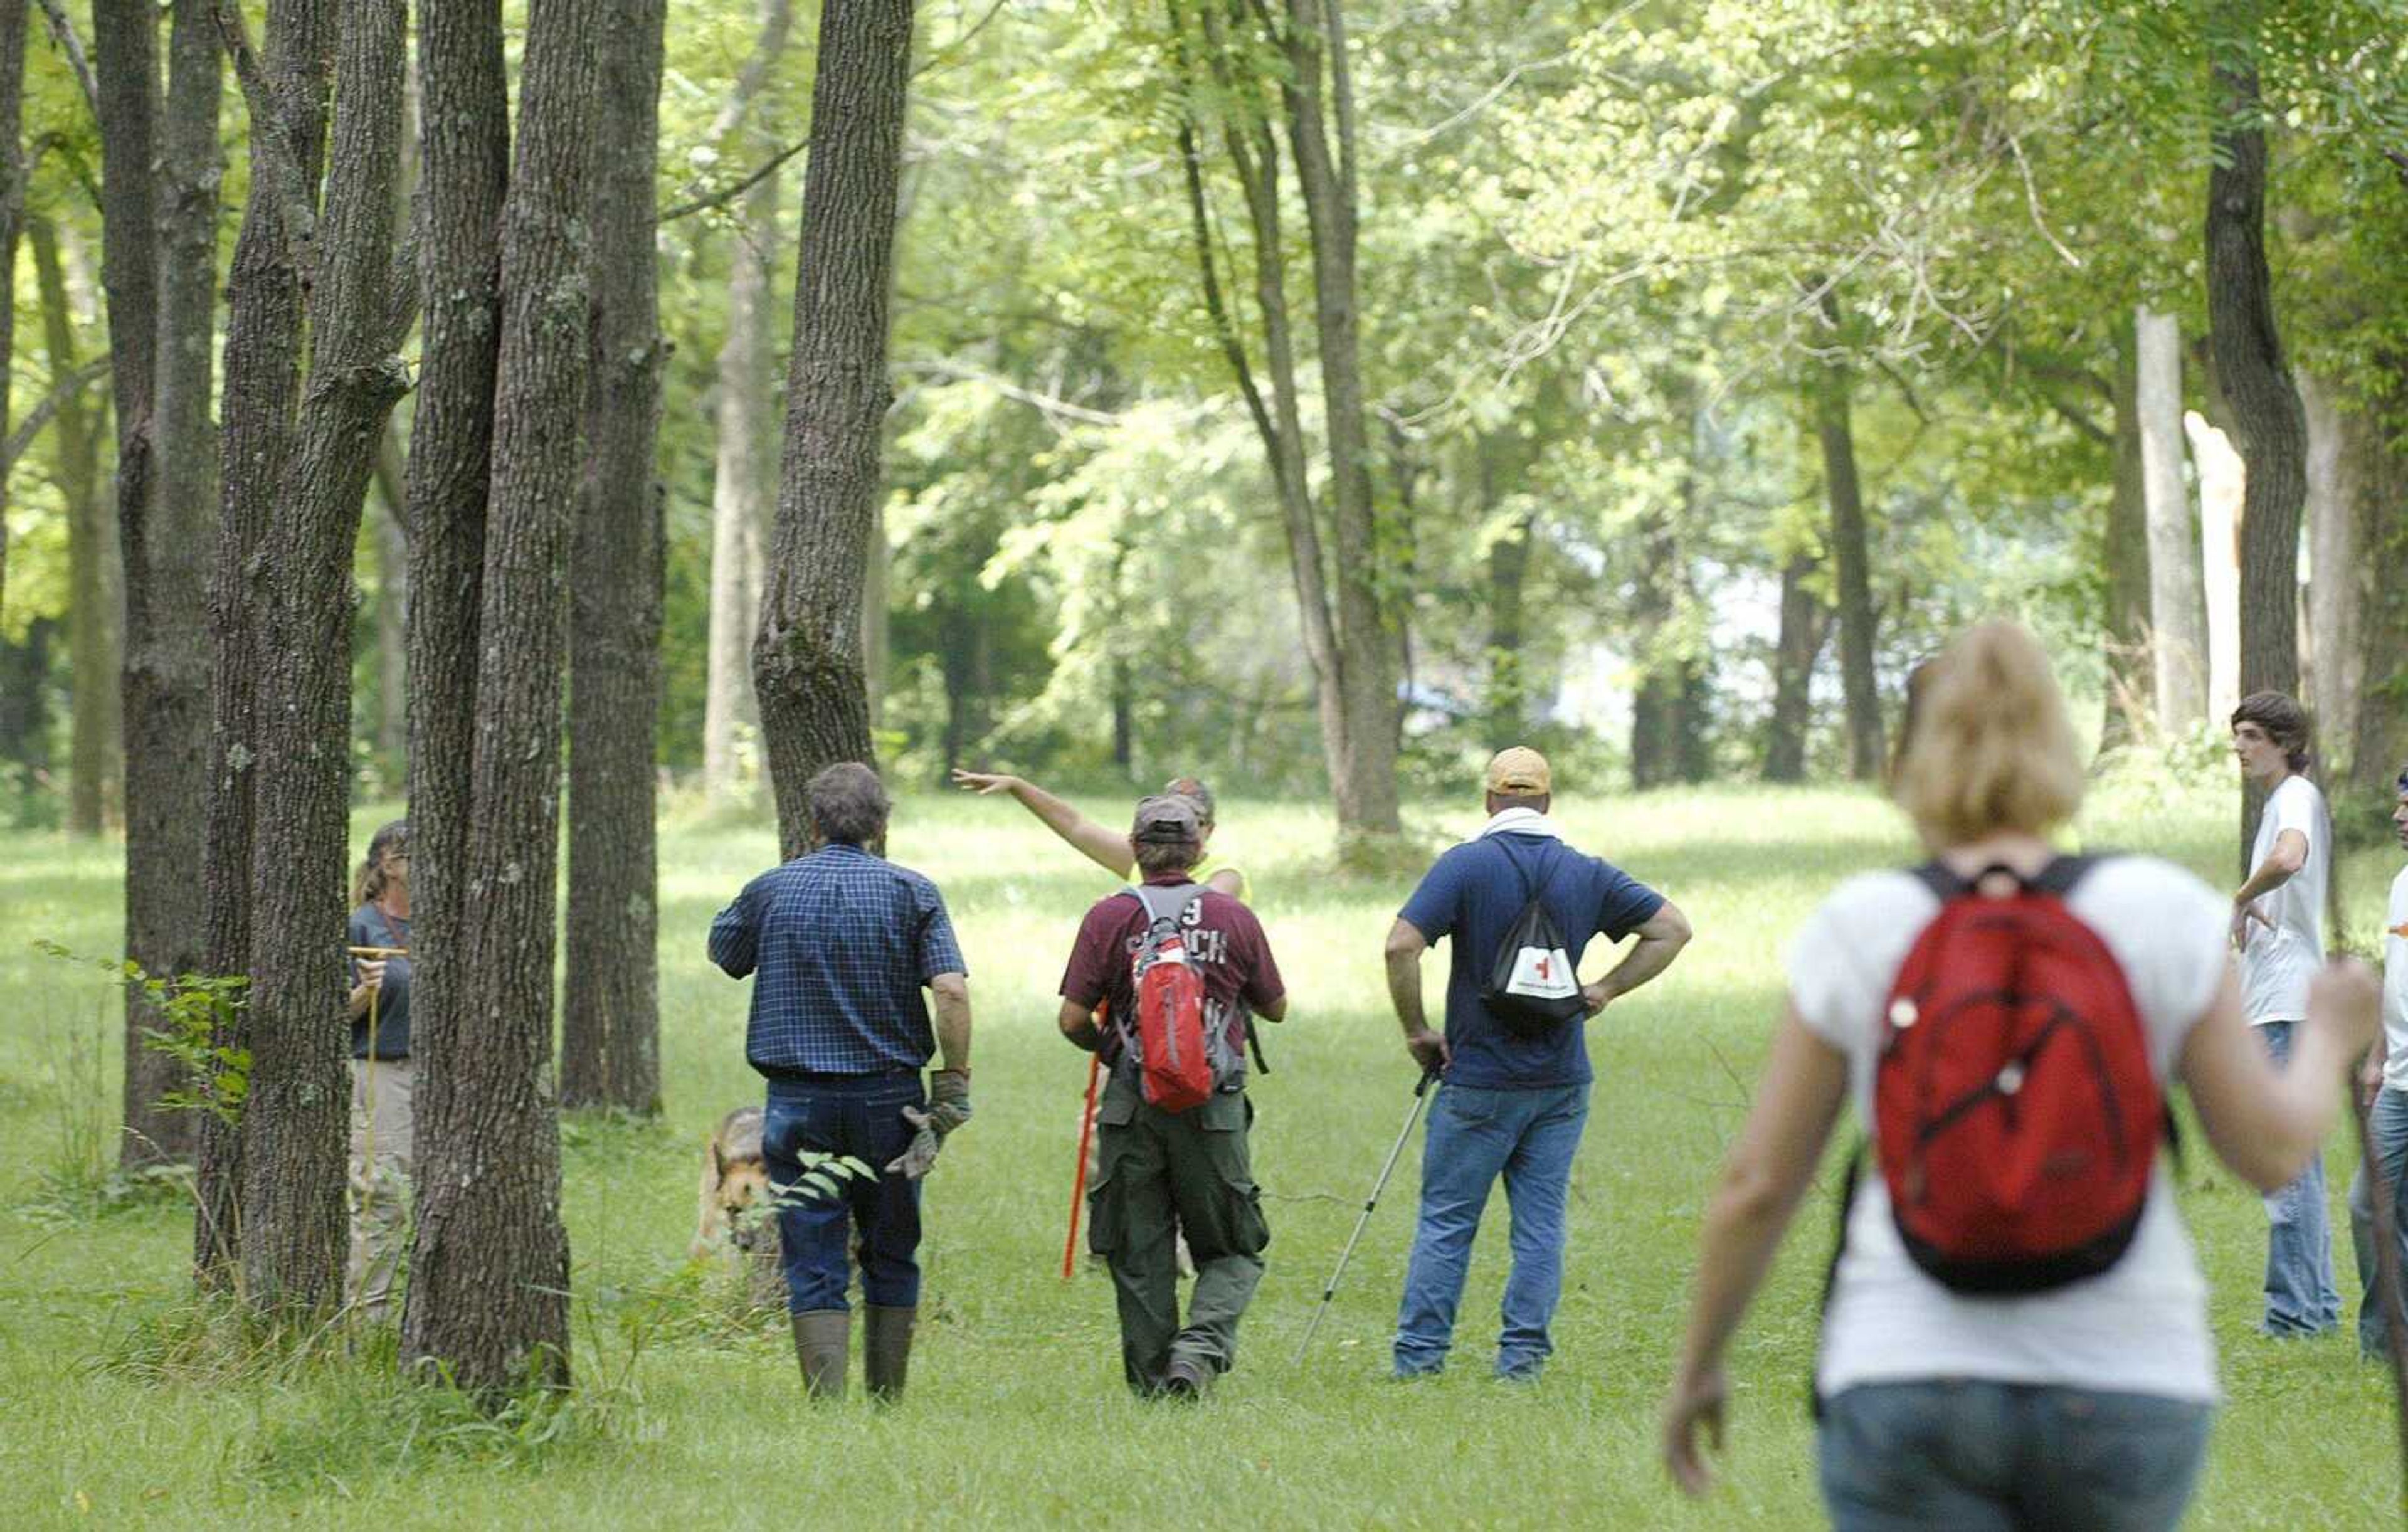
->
[1060,875,1286,1067]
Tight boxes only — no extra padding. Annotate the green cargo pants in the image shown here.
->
[1087,1075,1270,1394]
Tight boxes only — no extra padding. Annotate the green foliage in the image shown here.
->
[34,940,248,1127]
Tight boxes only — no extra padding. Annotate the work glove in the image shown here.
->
[885,1069,972,1179]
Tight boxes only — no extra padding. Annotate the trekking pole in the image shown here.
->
[1062,1050,1103,1279]
[2350,1083,2408,1514]
[1294,1067,1439,1365]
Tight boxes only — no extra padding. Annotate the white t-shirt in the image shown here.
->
[2382,868,2408,1092]
[2240,774,2330,1025]
[1790,856,2230,1403]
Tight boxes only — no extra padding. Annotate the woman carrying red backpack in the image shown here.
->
[1660,620,2379,1530]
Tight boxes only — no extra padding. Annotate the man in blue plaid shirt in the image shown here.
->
[710,761,973,1403]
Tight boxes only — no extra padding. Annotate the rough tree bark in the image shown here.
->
[374,477,407,760]
[2204,45,2307,863]
[2300,369,2363,784]
[752,0,914,858]
[700,0,791,803]
[1764,551,1826,783]
[238,0,408,1314]
[2353,400,2408,793]
[36,218,120,835]
[406,0,599,1391]
[1811,358,1883,781]
[2137,307,2205,735]
[94,0,204,1168]
[398,0,509,1348]
[197,0,333,1284]
[2103,322,2151,751]
[561,0,666,1116]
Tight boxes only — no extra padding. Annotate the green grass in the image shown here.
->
[0,779,2401,1529]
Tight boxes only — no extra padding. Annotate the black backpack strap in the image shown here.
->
[1810,1144,1862,1421]
[2027,853,2103,898]
[1914,853,2110,902]
[1910,861,1970,902]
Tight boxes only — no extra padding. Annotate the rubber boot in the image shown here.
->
[863,1304,917,1402]
[792,1309,850,1401]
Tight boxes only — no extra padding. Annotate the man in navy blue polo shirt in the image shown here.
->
[710,761,973,1403]
[1382,746,1691,1381]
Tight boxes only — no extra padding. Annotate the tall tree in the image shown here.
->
[2300,369,2363,781]
[399,0,509,1358]
[2101,320,2151,749]
[561,0,666,1115]
[406,0,599,1392]
[35,217,120,836]
[93,0,199,1167]
[235,0,409,1313]
[1810,353,1883,781]
[700,0,791,805]
[752,0,915,856]
[198,0,334,1283]
[2204,26,2307,860]
[2136,306,2206,735]
[0,0,26,618]
[1764,549,1826,783]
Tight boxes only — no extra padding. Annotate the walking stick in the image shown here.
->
[1063,1050,1103,1279]
[1294,1067,1439,1365]
[2350,1083,2408,1513]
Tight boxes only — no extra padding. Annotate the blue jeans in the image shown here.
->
[1818,1380,2212,1531]
[2259,1021,2342,1335]
[2349,1085,2408,1356]
[762,1072,927,1313]
[1393,1080,1589,1379]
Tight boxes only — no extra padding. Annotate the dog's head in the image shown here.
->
[716,1154,774,1252]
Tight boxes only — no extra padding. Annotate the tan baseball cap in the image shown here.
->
[1484,746,1551,796]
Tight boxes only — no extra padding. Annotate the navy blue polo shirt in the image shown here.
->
[1398,830,1664,1090]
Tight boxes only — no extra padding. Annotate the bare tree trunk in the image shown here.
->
[2103,320,2151,750]
[238,0,408,1316]
[1276,0,1398,840]
[1811,361,1883,781]
[2138,306,2205,734]
[38,218,119,836]
[1630,509,1679,790]
[2353,398,2408,793]
[408,0,598,1392]
[752,0,914,858]
[374,481,408,761]
[399,0,510,1372]
[199,0,332,1282]
[1765,552,1825,782]
[2300,369,2364,784]
[1486,504,1531,745]
[562,0,665,1116]
[700,0,790,803]
[0,0,25,619]
[2205,44,2308,863]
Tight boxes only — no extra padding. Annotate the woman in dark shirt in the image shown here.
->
[346,818,411,1318]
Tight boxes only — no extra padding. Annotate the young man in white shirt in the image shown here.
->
[2232,690,2338,1336]
[2348,768,2408,1356]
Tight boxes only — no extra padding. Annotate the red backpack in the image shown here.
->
[1868,856,2164,1294]
[1122,884,1213,1113]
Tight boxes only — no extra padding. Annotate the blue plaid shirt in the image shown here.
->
[709,843,966,1077]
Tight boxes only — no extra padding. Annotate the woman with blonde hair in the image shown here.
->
[346,818,412,1318]
[1661,620,2375,1529]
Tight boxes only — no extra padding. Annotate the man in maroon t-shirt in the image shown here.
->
[1057,795,1287,1398]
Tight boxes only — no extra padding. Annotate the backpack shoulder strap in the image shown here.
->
[2027,853,2104,898]
[1130,881,1201,927]
[1909,861,1970,902]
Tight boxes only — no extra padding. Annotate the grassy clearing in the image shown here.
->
[0,780,2400,1529]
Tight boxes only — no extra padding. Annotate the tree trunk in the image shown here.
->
[1766,553,1822,782]
[562,0,665,1116]
[196,0,334,1286]
[752,0,914,859]
[240,0,408,1316]
[1812,362,1883,781]
[38,218,119,835]
[374,477,408,762]
[399,0,510,1344]
[406,0,598,1392]
[700,0,790,803]
[2205,48,2308,862]
[2138,307,2205,734]
[2300,369,2364,784]
[1277,0,1397,841]
[93,0,196,1168]
[1630,509,1678,790]
[2353,398,2408,794]
[1486,510,1531,745]
[0,0,25,618]
[2102,320,2151,750]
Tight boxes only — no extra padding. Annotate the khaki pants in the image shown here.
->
[347,1057,414,1318]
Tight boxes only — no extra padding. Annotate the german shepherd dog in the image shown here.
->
[694,1106,784,1308]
